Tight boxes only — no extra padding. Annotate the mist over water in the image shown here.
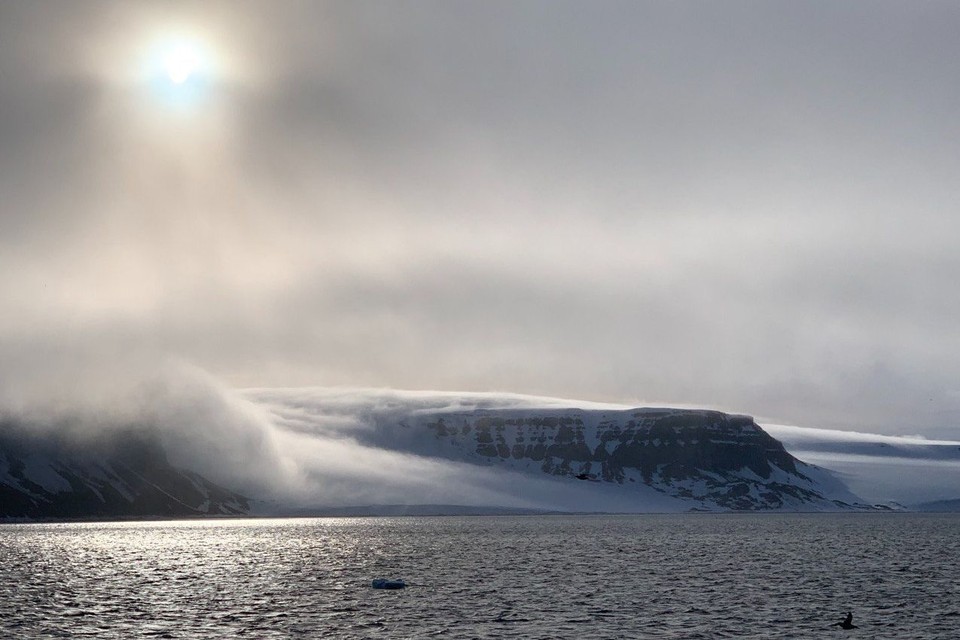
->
[3,514,959,639]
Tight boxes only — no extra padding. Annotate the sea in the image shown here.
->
[1,513,958,639]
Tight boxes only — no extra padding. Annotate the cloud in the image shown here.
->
[1,1,960,436]
[0,351,670,511]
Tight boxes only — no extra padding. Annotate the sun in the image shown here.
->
[164,44,200,84]
[138,35,217,111]
[141,35,211,89]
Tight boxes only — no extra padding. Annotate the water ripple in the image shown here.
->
[1,514,959,638]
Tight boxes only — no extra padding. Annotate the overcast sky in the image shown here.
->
[1,1,958,436]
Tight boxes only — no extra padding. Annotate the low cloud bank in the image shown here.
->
[3,356,957,508]
[0,354,294,502]
[0,359,682,511]
[239,387,684,512]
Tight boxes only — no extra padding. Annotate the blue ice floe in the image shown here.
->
[371,578,406,590]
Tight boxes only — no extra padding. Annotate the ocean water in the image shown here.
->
[2,514,958,639]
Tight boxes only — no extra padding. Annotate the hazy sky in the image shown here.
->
[1,1,959,436]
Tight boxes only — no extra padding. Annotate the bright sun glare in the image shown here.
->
[141,35,218,112]
[164,44,200,84]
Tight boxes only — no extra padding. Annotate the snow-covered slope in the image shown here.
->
[0,424,249,519]
[764,424,960,505]
[2,387,890,517]
[248,388,865,512]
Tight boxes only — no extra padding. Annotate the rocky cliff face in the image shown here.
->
[1,396,865,517]
[0,424,249,519]
[388,407,860,510]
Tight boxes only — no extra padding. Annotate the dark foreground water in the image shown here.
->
[2,513,959,639]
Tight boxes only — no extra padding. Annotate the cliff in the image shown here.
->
[0,423,249,519]
[376,406,862,510]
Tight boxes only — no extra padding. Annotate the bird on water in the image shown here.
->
[833,612,858,630]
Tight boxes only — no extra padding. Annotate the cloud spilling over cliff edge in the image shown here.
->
[0,357,678,512]
[2,356,957,509]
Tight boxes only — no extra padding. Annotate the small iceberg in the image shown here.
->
[371,578,406,590]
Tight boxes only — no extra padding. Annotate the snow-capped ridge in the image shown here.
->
[0,422,250,519]
[248,388,865,512]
